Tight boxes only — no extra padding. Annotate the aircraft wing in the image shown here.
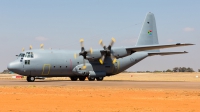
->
[148,51,188,56]
[126,43,194,52]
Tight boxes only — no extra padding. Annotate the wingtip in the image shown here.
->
[176,43,195,46]
[184,43,195,45]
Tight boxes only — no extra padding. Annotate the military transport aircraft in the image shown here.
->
[7,12,194,82]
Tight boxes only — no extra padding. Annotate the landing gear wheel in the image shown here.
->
[70,77,78,81]
[88,76,95,81]
[27,76,35,82]
[79,76,86,81]
[96,77,104,81]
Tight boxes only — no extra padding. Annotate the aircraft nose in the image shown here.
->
[7,61,21,73]
[7,62,12,70]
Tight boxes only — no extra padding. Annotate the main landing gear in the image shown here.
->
[88,76,104,81]
[70,76,104,81]
[70,76,88,81]
[70,76,87,81]
[96,77,104,81]
[27,76,35,82]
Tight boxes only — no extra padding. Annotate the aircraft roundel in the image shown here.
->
[148,30,152,35]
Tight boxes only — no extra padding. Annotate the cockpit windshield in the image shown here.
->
[25,52,34,58]
[18,53,25,57]
[18,52,34,58]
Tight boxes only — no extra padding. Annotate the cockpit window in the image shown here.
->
[25,52,34,58]
[18,53,25,57]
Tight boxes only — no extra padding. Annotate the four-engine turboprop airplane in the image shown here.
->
[7,12,194,82]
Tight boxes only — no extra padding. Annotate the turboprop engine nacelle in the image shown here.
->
[112,48,128,58]
[86,50,102,60]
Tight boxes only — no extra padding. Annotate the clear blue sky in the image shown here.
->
[0,0,199,72]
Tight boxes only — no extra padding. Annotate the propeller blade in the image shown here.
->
[109,37,116,47]
[22,48,25,52]
[40,44,44,49]
[99,39,107,50]
[74,53,79,59]
[99,54,105,64]
[82,58,87,69]
[82,65,87,69]
[87,47,93,54]
[29,45,32,50]
[90,47,93,54]
[99,39,104,47]
[111,53,117,64]
[80,39,84,48]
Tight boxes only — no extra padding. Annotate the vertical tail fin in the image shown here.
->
[136,12,159,52]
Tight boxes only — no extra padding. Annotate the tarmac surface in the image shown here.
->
[0,79,200,89]
[1,76,200,112]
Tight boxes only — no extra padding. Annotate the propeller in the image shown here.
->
[74,39,93,69]
[99,37,117,64]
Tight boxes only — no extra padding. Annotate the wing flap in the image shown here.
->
[148,51,188,56]
[126,43,194,52]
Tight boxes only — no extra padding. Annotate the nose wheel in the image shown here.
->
[27,76,35,82]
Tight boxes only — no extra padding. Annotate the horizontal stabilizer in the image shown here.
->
[127,43,194,52]
[148,51,188,56]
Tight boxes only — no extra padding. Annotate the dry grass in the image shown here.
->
[104,72,200,82]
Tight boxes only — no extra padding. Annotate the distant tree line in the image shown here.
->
[171,67,194,72]
[0,70,11,74]
[122,67,198,73]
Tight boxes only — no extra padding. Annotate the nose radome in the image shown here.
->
[7,62,12,71]
[7,61,21,73]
